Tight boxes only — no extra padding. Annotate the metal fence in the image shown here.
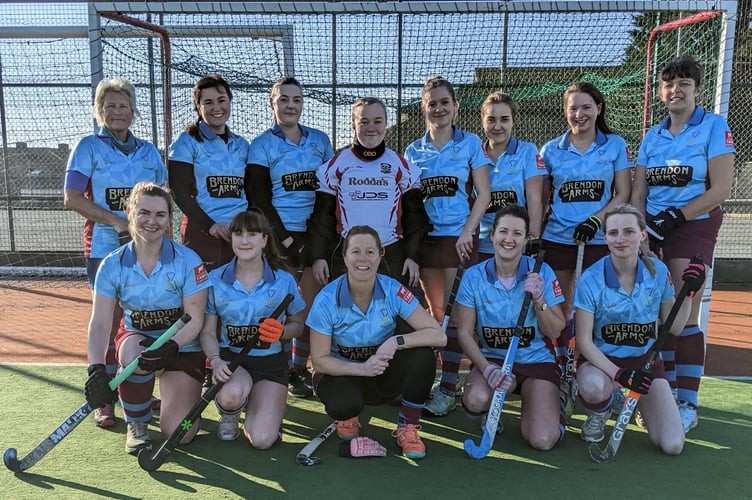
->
[0,1,749,281]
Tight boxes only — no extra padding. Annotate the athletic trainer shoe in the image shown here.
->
[581,409,610,443]
[125,422,151,455]
[336,416,361,440]
[288,370,314,398]
[94,404,116,429]
[677,400,698,433]
[611,388,626,413]
[217,411,241,441]
[424,388,457,417]
[481,413,504,435]
[393,424,426,459]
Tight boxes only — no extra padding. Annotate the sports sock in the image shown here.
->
[292,333,311,371]
[105,340,118,379]
[119,371,155,422]
[660,334,677,388]
[438,327,462,393]
[579,392,613,413]
[398,398,424,427]
[675,325,704,407]
[281,339,293,370]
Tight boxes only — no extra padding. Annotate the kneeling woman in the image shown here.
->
[85,182,210,455]
[574,204,702,454]
[308,226,445,459]
[457,205,566,451]
[200,210,306,448]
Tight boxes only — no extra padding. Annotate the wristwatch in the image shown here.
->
[395,335,406,350]
[539,302,548,311]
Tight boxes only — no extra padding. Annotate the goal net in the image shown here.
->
[0,1,739,282]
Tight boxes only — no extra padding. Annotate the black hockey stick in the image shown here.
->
[296,421,337,466]
[3,313,192,472]
[588,254,701,463]
[440,259,467,333]
[138,294,294,471]
[464,251,545,458]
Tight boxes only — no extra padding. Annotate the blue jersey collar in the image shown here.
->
[336,274,386,308]
[199,120,236,141]
[220,256,276,285]
[271,122,310,140]
[658,106,706,133]
[121,236,175,267]
[604,255,647,288]
[556,129,607,150]
[483,256,529,285]
[419,126,465,149]
[96,127,145,151]
[482,136,519,157]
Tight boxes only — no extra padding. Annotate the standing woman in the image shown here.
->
[309,97,429,294]
[631,55,735,433]
[84,182,210,455]
[477,91,546,260]
[200,210,306,447]
[404,76,491,417]
[308,226,445,459]
[457,205,566,450]
[574,205,702,452]
[246,77,334,398]
[539,82,633,368]
[169,74,251,271]
[65,77,167,428]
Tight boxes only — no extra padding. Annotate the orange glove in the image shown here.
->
[259,317,284,343]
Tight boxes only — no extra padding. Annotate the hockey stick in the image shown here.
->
[441,259,467,333]
[463,250,545,459]
[3,313,192,473]
[561,242,585,409]
[588,254,701,463]
[138,294,294,471]
[296,421,337,466]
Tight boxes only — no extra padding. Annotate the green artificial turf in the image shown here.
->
[1,365,750,499]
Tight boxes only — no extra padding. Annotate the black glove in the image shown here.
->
[613,368,653,395]
[573,215,602,242]
[524,236,543,257]
[85,364,117,408]
[682,261,706,298]
[137,339,180,372]
[647,207,685,241]
[118,230,132,246]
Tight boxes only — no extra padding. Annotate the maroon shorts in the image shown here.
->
[650,206,722,263]
[542,240,609,271]
[114,329,205,382]
[484,359,561,394]
[578,352,668,380]
[420,235,480,268]
[180,214,234,271]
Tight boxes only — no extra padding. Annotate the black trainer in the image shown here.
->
[288,369,314,398]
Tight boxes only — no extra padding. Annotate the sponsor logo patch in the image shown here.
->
[194,263,208,284]
[552,279,563,297]
[397,285,414,303]
[725,130,734,147]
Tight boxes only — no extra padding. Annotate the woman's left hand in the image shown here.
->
[524,272,544,302]
[208,222,231,242]
[402,258,420,287]
[455,230,473,261]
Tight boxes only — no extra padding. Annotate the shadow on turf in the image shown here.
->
[10,472,140,500]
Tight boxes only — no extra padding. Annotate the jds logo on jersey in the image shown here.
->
[552,279,563,297]
[194,264,208,284]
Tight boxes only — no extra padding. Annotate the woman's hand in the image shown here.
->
[208,222,231,242]
[312,259,330,285]
[361,352,391,377]
[402,258,420,287]
[455,229,474,261]
[524,272,544,302]
[210,357,233,383]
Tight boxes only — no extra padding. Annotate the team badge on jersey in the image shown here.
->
[380,163,392,174]
[725,130,734,147]
[535,154,546,170]
[397,285,414,304]
[194,263,209,284]
[552,278,563,297]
